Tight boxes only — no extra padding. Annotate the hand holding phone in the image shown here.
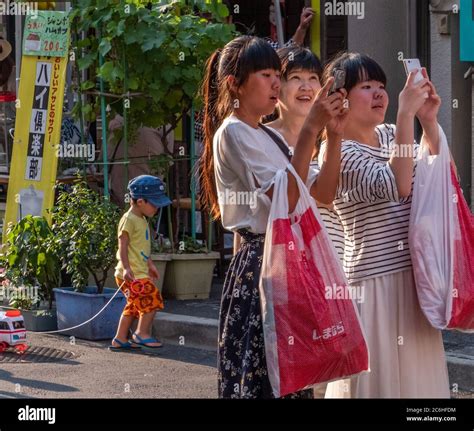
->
[329,68,346,95]
[403,58,424,84]
[399,58,433,116]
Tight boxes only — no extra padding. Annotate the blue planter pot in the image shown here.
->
[53,287,126,340]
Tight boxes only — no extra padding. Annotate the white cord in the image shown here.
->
[35,281,126,335]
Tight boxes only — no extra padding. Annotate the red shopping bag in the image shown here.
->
[260,165,369,398]
[449,167,474,329]
[409,126,474,331]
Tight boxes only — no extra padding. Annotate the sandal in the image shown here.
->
[131,332,163,348]
[108,338,142,351]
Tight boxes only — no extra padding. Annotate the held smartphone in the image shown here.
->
[403,58,424,84]
[329,68,346,95]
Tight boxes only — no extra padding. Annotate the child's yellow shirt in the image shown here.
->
[114,208,151,279]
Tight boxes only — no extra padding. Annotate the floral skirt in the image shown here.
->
[217,229,313,399]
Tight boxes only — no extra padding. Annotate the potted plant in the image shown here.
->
[149,233,172,294]
[162,235,219,300]
[0,215,60,331]
[51,180,124,340]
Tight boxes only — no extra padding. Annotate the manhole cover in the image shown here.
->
[0,345,76,363]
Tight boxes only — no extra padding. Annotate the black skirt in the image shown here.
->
[217,229,313,399]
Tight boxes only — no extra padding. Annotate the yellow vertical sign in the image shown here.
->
[4,11,69,237]
[310,0,321,58]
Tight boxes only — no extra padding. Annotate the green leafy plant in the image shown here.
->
[51,180,121,293]
[151,234,173,253]
[0,215,61,309]
[176,235,208,254]
[9,287,34,311]
[148,154,174,178]
[70,0,235,146]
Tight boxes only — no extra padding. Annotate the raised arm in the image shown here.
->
[390,71,431,197]
[416,68,441,156]
[291,7,315,46]
[266,78,346,212]
[310,91,349,204]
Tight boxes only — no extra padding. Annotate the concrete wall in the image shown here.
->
[430,0,472,205]
[346,0,472,204]
[430,4,453,143]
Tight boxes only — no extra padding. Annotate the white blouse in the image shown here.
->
[213,115,293,233]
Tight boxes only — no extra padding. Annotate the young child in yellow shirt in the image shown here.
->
[110,175,171,350]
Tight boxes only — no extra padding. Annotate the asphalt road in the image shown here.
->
[1,333,472,400]
[0,333,217,398]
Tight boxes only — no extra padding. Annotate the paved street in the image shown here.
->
[0,331,472,399]
[0,333,217,398]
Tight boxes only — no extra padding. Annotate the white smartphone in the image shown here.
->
[403,58,423,84]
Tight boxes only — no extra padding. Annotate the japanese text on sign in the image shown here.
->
[25,62,50,182]
[24,11,69,57]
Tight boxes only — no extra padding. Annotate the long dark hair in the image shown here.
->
[199,36,280,220]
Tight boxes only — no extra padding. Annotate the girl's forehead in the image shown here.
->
[356,78,385,84]
[256,67,280,72]
[287,67,319,74]
[247,68,280,78]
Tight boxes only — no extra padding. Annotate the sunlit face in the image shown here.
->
[235,68,281,117]
[346,79,388,127]
[278,68,321,118]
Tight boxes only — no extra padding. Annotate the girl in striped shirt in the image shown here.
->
[321,52,450,398]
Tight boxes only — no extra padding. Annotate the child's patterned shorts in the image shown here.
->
[115,277,164,318]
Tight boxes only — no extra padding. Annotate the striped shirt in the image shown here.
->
[309,160,345,261]
[321,124,419,283]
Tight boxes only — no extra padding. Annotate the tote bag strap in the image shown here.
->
[259,123,292,161]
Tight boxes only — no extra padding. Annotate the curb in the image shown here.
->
[153,312,474,392]
[153,312,218,351]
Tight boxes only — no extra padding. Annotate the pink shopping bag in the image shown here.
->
[260,165,369,398]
